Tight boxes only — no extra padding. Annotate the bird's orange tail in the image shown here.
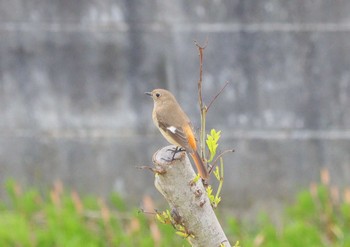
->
[190,151,209,179]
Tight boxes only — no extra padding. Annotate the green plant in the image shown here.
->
[0,179,189,247]
[1,171,350,247]
[225,169,350,247]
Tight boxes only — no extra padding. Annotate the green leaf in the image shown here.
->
[156,213,165,224]
[192,174,201,184]
[175,231,188,238]
[233,240,240,247]
[156,210,172,225]
[213,166,220,180]
[206,129,221,162]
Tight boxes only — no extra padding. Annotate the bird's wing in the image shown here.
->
[157,120,190,149]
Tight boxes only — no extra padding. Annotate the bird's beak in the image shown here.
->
[145,92,152,96]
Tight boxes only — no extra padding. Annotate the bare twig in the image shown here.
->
[194,39,208,160]
[206,81,230,112]
[194,39,207,112]
[194,39,208,49]
[136,165,166,174]
[83,210,131,220]
[208,149,235,175]
[138,208,158,215]
[194,40,234,182]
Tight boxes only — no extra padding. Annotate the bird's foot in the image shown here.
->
[167,146,185,160]
[163,146,186,161]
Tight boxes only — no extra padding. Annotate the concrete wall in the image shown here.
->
[1,0,350,214]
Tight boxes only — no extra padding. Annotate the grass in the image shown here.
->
[1,169,349,247]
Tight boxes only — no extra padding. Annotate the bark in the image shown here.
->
[152,145,231,247]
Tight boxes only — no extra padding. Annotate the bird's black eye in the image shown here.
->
[155,93,161,98]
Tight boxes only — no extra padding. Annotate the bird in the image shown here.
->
[145,88,209,179]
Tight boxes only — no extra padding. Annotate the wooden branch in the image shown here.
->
[152,145,231,247]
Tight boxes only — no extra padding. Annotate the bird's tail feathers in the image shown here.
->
[190,151,209,179]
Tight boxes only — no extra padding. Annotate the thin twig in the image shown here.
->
[136,165,166,174]
[194,39,208,50]
[206,81,230,112]
[136,165,154,171]
[138,208,158,215]
[194,39,208,112]
[194,39,208,160]
[83,210,131,220]
[208,149,235,175]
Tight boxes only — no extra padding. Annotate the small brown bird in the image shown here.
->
[145,89,209,179]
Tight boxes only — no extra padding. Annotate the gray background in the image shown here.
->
[1,1,350,216]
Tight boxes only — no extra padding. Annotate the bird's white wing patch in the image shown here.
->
[167,126,177,134]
